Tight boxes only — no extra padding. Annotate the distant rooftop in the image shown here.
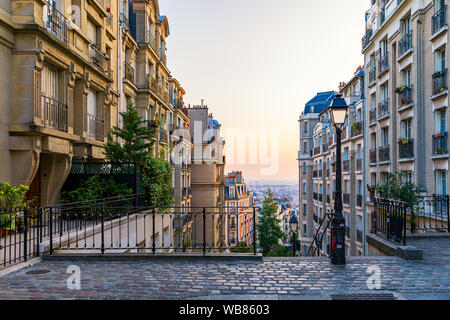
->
[303,91,335,115]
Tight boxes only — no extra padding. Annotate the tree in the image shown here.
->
[257,189,285,255]
[104,101,156,164]
[141,155,174,207]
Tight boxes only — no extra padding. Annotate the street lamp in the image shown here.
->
[328,93,348,266]
[289,215,298,257]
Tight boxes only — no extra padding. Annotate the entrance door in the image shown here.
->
[26,167,41,207]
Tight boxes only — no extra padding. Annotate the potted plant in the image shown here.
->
[398,138,409,145]
[0,214,15,238]
[367,185,376,202]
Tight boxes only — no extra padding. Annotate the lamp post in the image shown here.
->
[289,216,298,257]
[328,93,348,266]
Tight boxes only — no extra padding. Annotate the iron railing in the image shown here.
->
[369,108,377,123]
[372,198,408,245]
[343,160,350,173]
[369,149,377,163]
[120,13,130,31]
[378,145,390,162]
[433,69,447,95]
[398,86,413,106]
[146,31,157,53]
[432,6,447,35]
[87,114,104,141]
[44,4,69,44]
[369,66,376,84]
[124,62,135,83]
[343,193,350,205]
[89,44,110,76]
[356,158,363,171]
[306,213,332,257]
[433,132,448,155]
[41,95,68,132]
[399,139,414,159]
[378,53,389,76]
[378,99,389,118]
[362,29,373,50]
[398,31,412,56]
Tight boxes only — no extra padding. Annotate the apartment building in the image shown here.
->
[0,0,119,206]
[362,0,450,247]
[187,106,226,249]
[225,171,253,247]
[297,91,335,256]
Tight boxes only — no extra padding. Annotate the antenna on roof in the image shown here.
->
[201,99,204,107]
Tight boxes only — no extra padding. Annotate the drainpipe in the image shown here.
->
[117,1,121,136]
[362,75,368,256]
[417,19,426,193]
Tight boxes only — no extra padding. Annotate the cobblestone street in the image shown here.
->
[0,244,449,300]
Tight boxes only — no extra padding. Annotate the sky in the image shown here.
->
[158,0,368,183]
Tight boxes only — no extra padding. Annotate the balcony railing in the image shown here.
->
[313,170,318,178]
[369,149,377,163]
[160,49,167,65]
[433,69,447,95]
[105,12,113,30]
[314,146,321,155]
[343,193,350,205]
[378,99,389,118]
[369,108,377,123]
[433,132,448,155]
[378,9,386,26]
[120,13,130,31]
[399,139,414,159]
[397,86,413,106]
[357,230,363,243]
[343,160,350,173]
[398,31,412,56]
[40,95,68,132]
[159,128,168,143]
[432,6,447,35]
[357,195,363,207]
[362,29,373,50]
[369,66,376,84]
[356,158,362,171]
[44,4,69,44]
[146,31,157,53]
[351,122,363,137]
[87,114,104,142]
[378,145,390,162]
[89,44,110,76]
[313,193,318,200]
[378,54,389,76]
[124,62,135,83]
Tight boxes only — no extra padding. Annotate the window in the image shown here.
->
[87,18,98,45]
[42,63,58,100]
[401,17,411,35]
[380,84,388,101]
[303,141,308,154]
[380,39,388,57]
[87,88,98,140]
[381,127,389,146]
[435,47,446,73]
[344,147,349,161]
[435,0,446,12]
[436,170,448,195]
[304,122,308,133]
[435,109,447,134]
[303,162,306,174]
[401,119,412,139]
[371,133,377,149]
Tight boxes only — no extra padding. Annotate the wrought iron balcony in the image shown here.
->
[120,13,130,31]
[433,132,448,155]
[314,146,321,155]
[313,170,318,178]
[378,54,389,76]
[378,9,386,26]
[87,114,104,142]
[432,6,447,35]
[362,29,373,50]
[357,230,363,243]
[343,193,350,205]
[369,149,377,163]
[159,128,168,143]
[40,95,68,132]
[398,31,412,56]
[433,69,447,95]
[399,139,414,159]
[146,31,157,53]
[357,195,363,207]
[343,160,350,173]
[356,158,363,171]
[397,86,413,106]
[351,122,363,137]
[44,4,69,44]
[89,44,110,76]
[105,12,113,30]
[369,108,377,123]
[124,62,135,83]
[378,145,390,162]
[378,99,389,118]
[369,66,376,84]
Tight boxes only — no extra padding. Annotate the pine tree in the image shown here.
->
[104,102,156,164]
[257,189,285,255]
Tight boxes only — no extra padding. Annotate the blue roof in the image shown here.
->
[304,91,335,114]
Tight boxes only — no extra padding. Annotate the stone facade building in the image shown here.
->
[362,0,450,250]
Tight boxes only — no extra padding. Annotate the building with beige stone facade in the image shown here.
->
[225,171,254,247]
[187,105,226,250]
[362,0,450,254]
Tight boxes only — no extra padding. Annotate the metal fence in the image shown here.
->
[1,195,258,268]
[373,195,450,245]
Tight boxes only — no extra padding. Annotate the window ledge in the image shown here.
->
[397,48,414,63]
[431,90,448,100]
[430,25,448,42]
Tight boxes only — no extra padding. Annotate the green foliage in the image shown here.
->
[257,189,285,255]
[141,155,174,207]
[0,214,15,230]
[104,101,156,165]
[0,182,30,211]
[60,175,133,204]
[230,241,254,253]
[375,171,424,219]
[265,244,291,257]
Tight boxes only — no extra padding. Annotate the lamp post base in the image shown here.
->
[331,214,346,266]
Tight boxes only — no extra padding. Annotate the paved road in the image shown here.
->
[0,251,448,300]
